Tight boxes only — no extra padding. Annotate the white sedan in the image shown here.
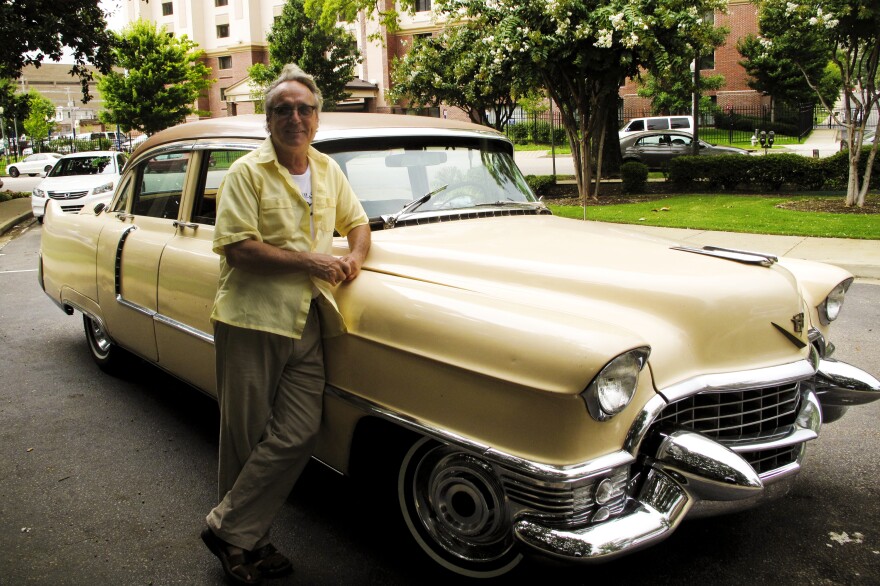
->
[6,153,62,177]
[31,151,127,222]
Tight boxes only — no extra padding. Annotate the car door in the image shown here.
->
[154,145,252,395]
[632,135,668,168]
[95,145,196,362]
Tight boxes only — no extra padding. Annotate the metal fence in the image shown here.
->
[3,134,146,162]
[500,103,850,147]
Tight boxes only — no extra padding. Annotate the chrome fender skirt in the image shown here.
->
[814,359,880,406]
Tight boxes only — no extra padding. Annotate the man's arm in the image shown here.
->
[340,224,371,282]
[224,239,352,286]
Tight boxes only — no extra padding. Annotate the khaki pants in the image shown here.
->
[206,305,324,550]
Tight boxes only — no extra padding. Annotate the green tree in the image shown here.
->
[737,33,840,112]
[425,0,728,200]
[0,0,115,102]
[388,26,527,129]
[22,91,56,144]
[757,0,879,207]
[97,20,214,135]
[636,64,725,115]
[248,0,360,111]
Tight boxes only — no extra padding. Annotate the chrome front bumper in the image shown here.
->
[513,385,829,563]
[513,356,880,564]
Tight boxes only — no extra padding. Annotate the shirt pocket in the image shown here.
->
[259,197,297,233]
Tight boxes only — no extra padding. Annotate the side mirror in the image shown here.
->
[93,202,106,215]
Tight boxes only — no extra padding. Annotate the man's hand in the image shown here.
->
[307,253,352,286]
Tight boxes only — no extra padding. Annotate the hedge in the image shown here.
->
[669,147,880,191]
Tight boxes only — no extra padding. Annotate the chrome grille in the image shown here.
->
[60,204,85,213]
[651,382,802,472]
[49,190,88,200]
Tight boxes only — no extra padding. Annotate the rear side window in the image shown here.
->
[646,119,669,131]
[670,117,690,129]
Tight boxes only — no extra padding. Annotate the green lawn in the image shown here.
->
[548,194,880,240]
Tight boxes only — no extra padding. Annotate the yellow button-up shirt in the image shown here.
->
[211,138,369,339]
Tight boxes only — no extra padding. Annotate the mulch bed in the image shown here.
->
[540,182,880,215]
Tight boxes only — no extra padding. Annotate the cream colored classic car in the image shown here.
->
[39,114,879,578]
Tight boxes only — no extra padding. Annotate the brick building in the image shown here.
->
[620,0,763,116]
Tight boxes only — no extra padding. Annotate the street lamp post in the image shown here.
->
[0,106,6,165]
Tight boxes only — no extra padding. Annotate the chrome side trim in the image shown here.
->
[114,225,138,296]
[153,313,214,344]
[659,359,816,404]
[115,295,156,318]
[323,385,634,483]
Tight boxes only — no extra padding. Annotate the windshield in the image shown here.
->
[50,156,117,177]
[319,138,537,219]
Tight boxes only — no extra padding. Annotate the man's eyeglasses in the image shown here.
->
[271,104,317,118]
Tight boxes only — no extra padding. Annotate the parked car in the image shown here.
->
[620,129,750,169]
[619,115,694,137]
[6,152,62,177]
[31,151,127,222]
[38,114,879,577]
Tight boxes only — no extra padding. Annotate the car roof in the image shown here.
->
[134,113,507,157]
[59,150,120,159]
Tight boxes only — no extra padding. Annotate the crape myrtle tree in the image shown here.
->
[0,0,115,102]
[248,0,360,111]
[97,20,214,135]
[427,0,728,200]
[757,0,879,207]
[636,62,725,116]
[388,24,528,130]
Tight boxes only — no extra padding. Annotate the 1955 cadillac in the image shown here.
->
[38,114,880,577]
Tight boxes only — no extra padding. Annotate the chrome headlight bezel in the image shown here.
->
[582,347,651,421]
[818,278,853,325]
[33,187,46,198]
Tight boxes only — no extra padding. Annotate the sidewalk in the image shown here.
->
[1,196,877,279]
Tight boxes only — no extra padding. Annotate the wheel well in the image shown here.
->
[347,416,419,481]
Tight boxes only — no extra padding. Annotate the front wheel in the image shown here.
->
[398,438,522,578]
[8,166,19,177]
[83,314,129,373]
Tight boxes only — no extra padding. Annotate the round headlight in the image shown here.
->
[582,347,650,421]
[820,279,852,324]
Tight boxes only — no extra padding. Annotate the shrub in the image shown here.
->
[506,123,530,144]
[748,153,822,190]
[819,146,880,190]
[620,161,648,193]
[525,174,556,195]
[668,155,751,190]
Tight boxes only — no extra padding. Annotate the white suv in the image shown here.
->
[31,151,127,222]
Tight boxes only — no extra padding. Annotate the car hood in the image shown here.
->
[355,215,823,393]
[36,174,118,191]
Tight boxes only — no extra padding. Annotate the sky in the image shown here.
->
[51,1,125,64]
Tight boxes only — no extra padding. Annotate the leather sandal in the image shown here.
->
[201,527,263,585]
[252,543,293,578]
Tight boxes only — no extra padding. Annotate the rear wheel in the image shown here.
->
[398,438,522,578]
[83,314,129,373]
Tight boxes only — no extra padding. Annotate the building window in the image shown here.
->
[415,0,431,11]
[162,2,173,16]
[220,88,227,101]
[217,24,229,38]
[699,52,715,71]
[218,56,232,70]
[215,0,228,6]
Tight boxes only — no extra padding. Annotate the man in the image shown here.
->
[201,64,370,585]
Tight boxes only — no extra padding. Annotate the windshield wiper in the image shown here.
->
[382,184,447,229]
